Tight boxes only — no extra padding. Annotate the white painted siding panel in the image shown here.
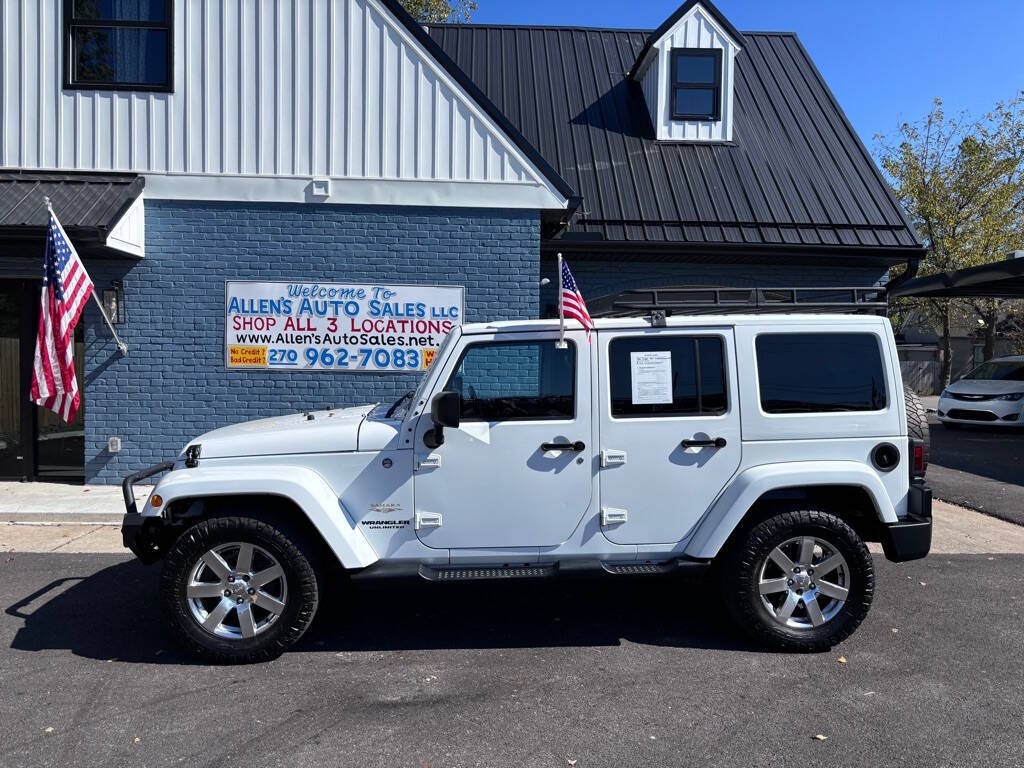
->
[1,0,563,207]
[636,2,738,143]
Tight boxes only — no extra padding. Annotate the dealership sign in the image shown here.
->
[224,281,464,372]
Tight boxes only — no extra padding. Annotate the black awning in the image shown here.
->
[888,257,1024,299]
[0,170,144,255]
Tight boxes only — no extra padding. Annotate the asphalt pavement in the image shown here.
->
[925,408,1024,526]
[3,550,1023,768]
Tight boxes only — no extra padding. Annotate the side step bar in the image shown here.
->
[418,565,555,582]
[416,559,710,582]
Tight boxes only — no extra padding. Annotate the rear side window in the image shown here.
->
[756,333,887,413]
[446,340,575,421]
[609,335,727,417]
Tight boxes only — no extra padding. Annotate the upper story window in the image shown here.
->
[670,48,722,121]
[64,1,173,92]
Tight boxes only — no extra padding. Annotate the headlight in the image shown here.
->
[996,392,1024,401]
[940,389,950,399]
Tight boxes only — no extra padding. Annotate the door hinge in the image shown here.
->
[415,453,442,471]
[600,449,627,468]
[414,511,443,530]
[600,507,629,526]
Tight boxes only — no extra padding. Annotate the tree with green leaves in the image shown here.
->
[876,94,1024,385]
[401,0,477,23]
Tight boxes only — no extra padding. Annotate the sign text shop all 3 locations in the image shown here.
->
[225,281,464,372]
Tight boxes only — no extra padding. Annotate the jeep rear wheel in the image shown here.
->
[722,510,874,652]
[161,516,319,663]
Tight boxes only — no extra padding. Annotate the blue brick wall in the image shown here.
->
[83,201,539,483]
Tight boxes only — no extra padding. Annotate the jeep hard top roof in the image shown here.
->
[460,314,891,335]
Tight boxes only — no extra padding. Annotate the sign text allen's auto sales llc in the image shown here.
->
[224,281,464,372]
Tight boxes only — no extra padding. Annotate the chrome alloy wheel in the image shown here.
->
[186,543,288,640]
[757,536,850,629]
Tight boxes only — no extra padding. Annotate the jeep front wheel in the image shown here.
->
[722,510,874,652]
[161,516,320,663]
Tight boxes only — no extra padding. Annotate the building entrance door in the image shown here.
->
[0,281,84,481]
[0,281,33,479]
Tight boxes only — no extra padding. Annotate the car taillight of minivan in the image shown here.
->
[910,439,926,480]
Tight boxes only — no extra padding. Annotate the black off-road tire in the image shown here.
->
[903,384,930,471]
[721,509,875,652]
[161,516,320,664]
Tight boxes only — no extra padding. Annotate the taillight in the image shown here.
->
[910,439,926,480]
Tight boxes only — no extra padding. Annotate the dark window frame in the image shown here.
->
[669,47,722,121]
[443,339,579,423]
[754,332,889,415]
[63,0,175,93]
[608,334,730,419]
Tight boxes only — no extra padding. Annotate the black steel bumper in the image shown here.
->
[121,460,175,563]
[880,482,932,562]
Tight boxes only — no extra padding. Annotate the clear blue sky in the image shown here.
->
[470,0,1024,149]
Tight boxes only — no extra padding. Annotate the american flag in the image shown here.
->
[560,258,593,332]
[31,209,94,423]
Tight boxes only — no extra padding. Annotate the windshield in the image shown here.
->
[965,360,1024,382]
[372,328,460,421]
[409,327,459,408]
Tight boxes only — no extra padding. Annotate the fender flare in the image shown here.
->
[684,461,899,560]
[144,466,378,569]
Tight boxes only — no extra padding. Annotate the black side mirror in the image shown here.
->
[424,391,461,448]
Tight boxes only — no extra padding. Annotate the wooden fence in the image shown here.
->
[900,361,941,395]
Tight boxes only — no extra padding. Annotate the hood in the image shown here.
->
[946,379,1024,396]
[187,405,376,460]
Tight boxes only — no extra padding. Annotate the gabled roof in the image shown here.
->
[428,24,923,259]
[627,0,746,80]
[0,170,144,246]
[378,0,576,207]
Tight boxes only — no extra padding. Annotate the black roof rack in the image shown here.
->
[588,287,887,319]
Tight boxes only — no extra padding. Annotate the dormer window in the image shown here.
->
[670,49,722,121]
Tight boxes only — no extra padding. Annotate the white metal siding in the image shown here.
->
[0,0,564,206]
[636,3,737,143]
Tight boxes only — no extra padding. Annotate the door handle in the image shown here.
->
[681,437,727,449]
[541,441,586,452]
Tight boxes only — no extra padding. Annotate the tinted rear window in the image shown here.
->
[609,335,727,417]
[756,333,887,413]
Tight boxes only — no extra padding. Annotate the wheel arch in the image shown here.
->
[143,467,379,570]
[685,462,898,560]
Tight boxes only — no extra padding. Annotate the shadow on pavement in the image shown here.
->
[928,417,1024,486]
[6,559,758,663]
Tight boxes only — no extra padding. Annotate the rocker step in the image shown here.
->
[601,561,676,575]
[418,564,555,582]
[600,559,712,578]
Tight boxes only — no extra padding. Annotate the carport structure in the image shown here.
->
[888,256,1024,300]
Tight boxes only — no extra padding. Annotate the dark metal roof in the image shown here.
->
[627,0,746,80]
[427,24,922,259]
[889,258,1024,300]
[0,170,144,245]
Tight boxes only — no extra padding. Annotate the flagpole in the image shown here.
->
[43,196,128,356]
[556,252,567,349]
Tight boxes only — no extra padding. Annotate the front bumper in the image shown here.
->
[880,482,932,562]
[121,460,175,563]
[937,396,1024,425]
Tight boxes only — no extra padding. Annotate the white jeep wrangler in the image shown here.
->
[123,311,932,662]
